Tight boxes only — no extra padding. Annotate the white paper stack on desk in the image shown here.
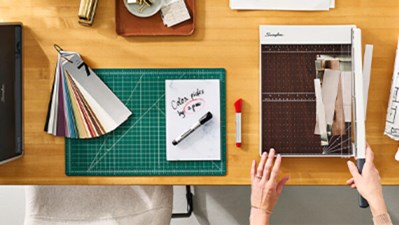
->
[230,0,335,11]
[44,51,132,139]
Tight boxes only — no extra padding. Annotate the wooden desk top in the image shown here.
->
[1,0,399,185]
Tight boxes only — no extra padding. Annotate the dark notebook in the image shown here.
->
[0,23,23,163]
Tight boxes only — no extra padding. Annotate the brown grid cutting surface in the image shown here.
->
[261,44,353,156]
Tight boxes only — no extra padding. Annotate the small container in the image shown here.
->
[124,0,165,18]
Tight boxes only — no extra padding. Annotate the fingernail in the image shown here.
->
[277,154,281,157]
[270,148,275,152]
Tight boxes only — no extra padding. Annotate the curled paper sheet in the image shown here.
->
[385,39,399,141]
[45,49,132,139]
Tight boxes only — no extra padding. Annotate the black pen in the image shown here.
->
[172,111,213,146]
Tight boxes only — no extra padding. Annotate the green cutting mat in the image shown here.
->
[65,68,226,176]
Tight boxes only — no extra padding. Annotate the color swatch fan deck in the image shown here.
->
[44,51,132,139]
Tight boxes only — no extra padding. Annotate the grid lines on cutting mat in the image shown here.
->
[66,68,226,176]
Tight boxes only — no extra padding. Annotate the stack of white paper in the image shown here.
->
[230,0,335,11]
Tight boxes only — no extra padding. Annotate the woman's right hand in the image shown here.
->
[346,144,387,216]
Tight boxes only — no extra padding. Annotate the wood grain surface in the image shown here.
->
[0,0,398,185]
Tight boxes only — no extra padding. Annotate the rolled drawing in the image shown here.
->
[384,37,399,161]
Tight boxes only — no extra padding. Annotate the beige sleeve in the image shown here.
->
[373,213,393,225]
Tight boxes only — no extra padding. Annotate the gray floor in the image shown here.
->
[173,186,399,225]
[1,186,398,225]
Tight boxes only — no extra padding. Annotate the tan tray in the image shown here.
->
[116,0,195,36]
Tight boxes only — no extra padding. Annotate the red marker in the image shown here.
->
[234,99,242,147]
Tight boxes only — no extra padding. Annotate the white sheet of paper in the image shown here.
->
[330,0,335,8]
[165,80,221,161]
[385,38,399,141]
[341,71,352,122]
[314,79,328,145]
[363,45,373,117]
[161,0,191,27]
[314,69,340,135]
[230,0,332,11]
[322,69,341,125]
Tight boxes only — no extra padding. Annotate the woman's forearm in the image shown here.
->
[250,208,271,225]
[373,213,393,225]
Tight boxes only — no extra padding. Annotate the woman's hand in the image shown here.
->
[250,149,289,225]
[346,144,387,216]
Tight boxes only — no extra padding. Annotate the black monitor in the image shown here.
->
[0,23,23,164]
